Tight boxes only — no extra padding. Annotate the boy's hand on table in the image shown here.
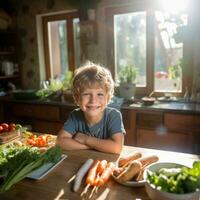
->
[74,133,89,144]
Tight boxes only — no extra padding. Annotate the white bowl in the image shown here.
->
[112,173,146,187]
[143,162,200,200]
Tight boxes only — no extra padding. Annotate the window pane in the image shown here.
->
[114,12,146,86]
[73,18,81,68]
[48,20,68,78]
[154,11,187,92]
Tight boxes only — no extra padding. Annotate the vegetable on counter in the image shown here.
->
[114,154,159,182]
[147,161,200,194]
[80,159,115,198]
[26,134,51,147]
[0,122,21,134]
[118,152,142,167]
[20,131,57,148]
[73,158,94,192]
[0,144,62,193]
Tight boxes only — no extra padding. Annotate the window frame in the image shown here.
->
[105,3,189,97]
[42,11,79,79]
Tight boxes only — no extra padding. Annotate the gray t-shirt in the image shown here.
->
[63,107,125,139]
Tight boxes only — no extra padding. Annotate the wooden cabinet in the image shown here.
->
[0,31,21,88]
[137,111,163,128]
[4,102,75,134]
[32,120,62,134]
[134,110,199,153]
[137,129,193,153]
[164,113,200,153]
[60,106,74,122]
[12,104,60,121]
[121,109,136,146]
[2,100,199,153]
[164,113,200,133]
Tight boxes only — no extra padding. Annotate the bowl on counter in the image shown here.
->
[143,162,200,200]
[142,97,156,106]
[112,173,146,187]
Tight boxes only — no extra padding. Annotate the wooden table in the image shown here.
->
[0,146,199,200]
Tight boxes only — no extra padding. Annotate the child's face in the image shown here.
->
[77,86,109,119]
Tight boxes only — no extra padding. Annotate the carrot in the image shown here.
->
[86,160,100,185]
[89,175,101,199]
[89,160,108,198]
[88,162,115,199]
[97,160,107,175]
[118,152,142,167]
[97,162,115,187]
[81,160,100,197]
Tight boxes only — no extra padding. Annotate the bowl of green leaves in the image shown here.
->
[143,161,200,200]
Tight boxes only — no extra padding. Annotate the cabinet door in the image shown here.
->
[137,111,163,128]
[12,104,60,121]
[137,128,193,153]
[60,106,75,122]
[121,109,136,146]
[32,120,63,134]
[165,113,200,133]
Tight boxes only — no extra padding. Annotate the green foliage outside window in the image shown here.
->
[168,58,183,79]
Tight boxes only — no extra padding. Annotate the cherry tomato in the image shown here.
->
[0,125,3,133]
[9,123,16,131]
[1,123,9,132]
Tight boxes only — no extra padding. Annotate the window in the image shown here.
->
[154,11,187,93]
[42,11,80,79]
[106,1,189,96]
[114,12,146,86]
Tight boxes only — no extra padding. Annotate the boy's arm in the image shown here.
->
[56,129,90,150]
[74,132,124,154]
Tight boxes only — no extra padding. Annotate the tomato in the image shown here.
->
[1,123,9,132]
[26,134,48,147]
[8,123,16,131]
[27,139,36,146]
[0,125,3,133]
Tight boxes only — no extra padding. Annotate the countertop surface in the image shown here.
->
[123,101,200,114]
[0,146,199,200]
[1,95,200,114]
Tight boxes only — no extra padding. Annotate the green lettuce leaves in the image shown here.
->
[147,161,200,194]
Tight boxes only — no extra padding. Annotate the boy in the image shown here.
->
[56,62,125,154]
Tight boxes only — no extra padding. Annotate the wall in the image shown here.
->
[16,0,74,89]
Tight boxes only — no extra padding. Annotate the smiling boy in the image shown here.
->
[56,62,125,154]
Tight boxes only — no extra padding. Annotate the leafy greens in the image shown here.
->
[0,144,62,193]
[147,161,200,194]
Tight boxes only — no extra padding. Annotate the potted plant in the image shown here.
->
[36,70,73,101]
[118,64,137,100]
[62,70,74,102]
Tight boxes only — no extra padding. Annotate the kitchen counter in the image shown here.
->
[1,96,200,154]
[1,95,200,114]
[0,146,199,200]
[123,101,200,114]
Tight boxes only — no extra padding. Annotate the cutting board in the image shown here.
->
[0,130,20,144]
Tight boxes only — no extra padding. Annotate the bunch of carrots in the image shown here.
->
[72,159,115,199]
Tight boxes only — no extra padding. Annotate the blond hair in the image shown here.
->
[72,62,114,104]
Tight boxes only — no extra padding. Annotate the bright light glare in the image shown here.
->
[161,0,189,13]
